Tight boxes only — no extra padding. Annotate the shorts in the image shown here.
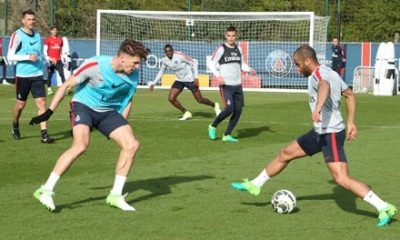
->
[15,76,45,101]
[171,80,199,92]
[70,101,128,137]
[297,129,347,163]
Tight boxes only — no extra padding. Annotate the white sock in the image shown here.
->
[250,169,270,188]
[111,175,127,195]
[43,172,60,191]
[363,190,388,211]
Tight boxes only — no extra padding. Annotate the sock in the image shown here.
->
[43,172,60,191]
[12,122,19,129]
[111,175,127,195]
[363,190,388,211]
[250,169,270,188]
[41,129,48,138]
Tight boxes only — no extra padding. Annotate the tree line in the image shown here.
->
[2,0,400,42]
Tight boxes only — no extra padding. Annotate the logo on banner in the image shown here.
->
[265,50,292,78]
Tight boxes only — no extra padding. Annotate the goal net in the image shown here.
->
[96,10,329,92]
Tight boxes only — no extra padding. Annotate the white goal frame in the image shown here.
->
[96,10,329,93]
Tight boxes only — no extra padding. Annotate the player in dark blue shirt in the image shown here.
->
[331,37,346,77]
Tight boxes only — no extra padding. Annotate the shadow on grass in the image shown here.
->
[236,126,272,139]
[17,129,72,141]
[54,175,213,213]
[240,185,378,219]
[192,111,215,119]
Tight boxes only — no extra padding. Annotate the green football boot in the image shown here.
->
[231,178,261,196]
[377,203,397,227]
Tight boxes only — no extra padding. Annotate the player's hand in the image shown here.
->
[249,68,256,75]
[311,110,321,122]
[216,76,224,86]
[51,58,57,65]
[29,109,54,125]
[29,54,38,62]
[194,78,199,88]
[346,122,357,142]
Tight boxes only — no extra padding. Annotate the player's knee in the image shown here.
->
[278,147,293,162]
[124,139,140,155]
[332,174,350,189]
[72,143,88,156]
[16,101,26,110]
[168,96,176,103]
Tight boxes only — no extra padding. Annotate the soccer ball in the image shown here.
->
[271,189,296,214]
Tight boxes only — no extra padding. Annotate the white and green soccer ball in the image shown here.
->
[271,189,296,214]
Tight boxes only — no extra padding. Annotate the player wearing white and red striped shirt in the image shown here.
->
[149,44,221,120]
[232,45,397,227]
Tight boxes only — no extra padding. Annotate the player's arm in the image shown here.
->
[312,79,330,123]
[149,63,166,91]
[208,46,224,85]
[342,87,357,141]
[7,33,36,62]
[239,46,256,75]
[29,76,78,125]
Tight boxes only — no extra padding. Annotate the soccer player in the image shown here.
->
[30,39,149,212]
[331,37,346,77]
[44,25,66,95]
[7,9,54,143]
[0,37,7,82]
[231,45,397,227]
[148,44,221,120]
[207,26,256,142]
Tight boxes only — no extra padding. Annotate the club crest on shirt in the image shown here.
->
[265,50,292,78]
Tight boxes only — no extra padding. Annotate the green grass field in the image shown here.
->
[0,85,399,239]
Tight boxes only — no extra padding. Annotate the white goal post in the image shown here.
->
[96,10,329,92]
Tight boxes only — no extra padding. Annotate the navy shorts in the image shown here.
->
[15,76,45,101]
[297,129,347,163]
[172,81,199,92]
[70,101,128,137]
[220,85,244,108]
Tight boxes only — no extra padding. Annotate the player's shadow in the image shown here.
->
[192,111,214,118]
[14,130,71,141]
[236,126,272,139]
[54,175,213,213]
[240,183,378,219]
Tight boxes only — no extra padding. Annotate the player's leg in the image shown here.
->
[100,112,138,211]
[33,124,91,211]
[47,64,55,95]
[208,85,234,140]
[323,130,397,226]
[31,77,54,143]
[56,61,66,83]
[191,84,221,116]
[11,77,30,140]
[223,86,244,142]
[232,139,308,196]
[169,81,192,120]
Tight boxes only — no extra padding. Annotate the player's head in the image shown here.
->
[293,45,319,77]
[21,9,36,30]
[332,37,339,46]
[117,39,149,74]
[50,25,58,36]
[225,26,237,46]
[164,44,174,59]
